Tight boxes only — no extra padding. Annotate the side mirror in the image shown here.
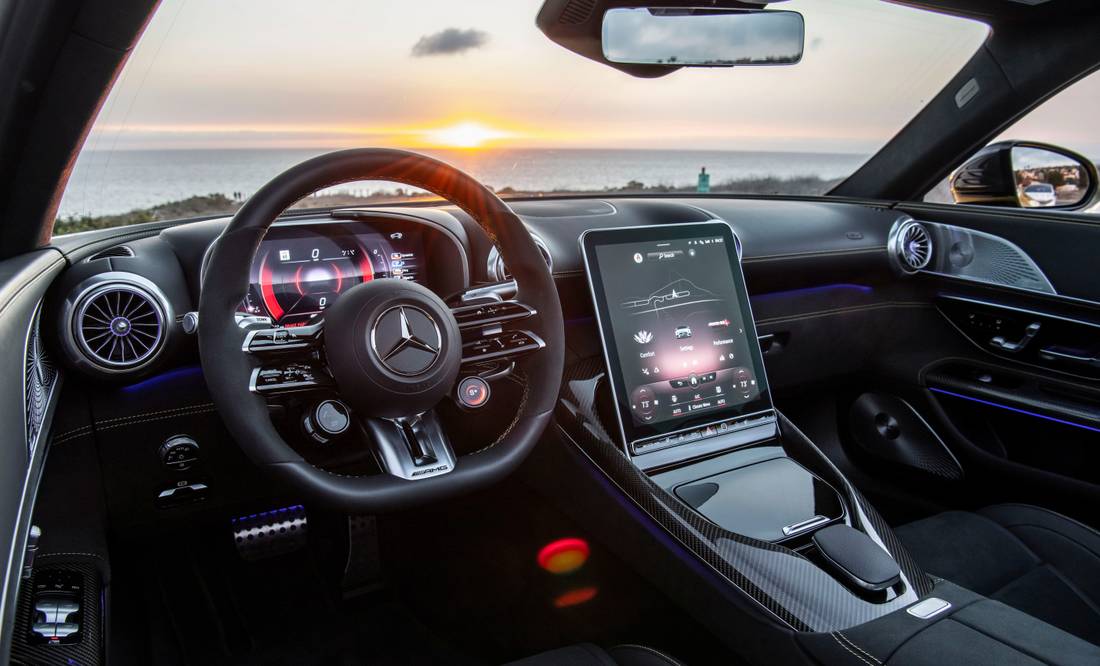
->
[950,141,1098,210]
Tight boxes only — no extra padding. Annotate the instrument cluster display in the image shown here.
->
[242,222,423,327]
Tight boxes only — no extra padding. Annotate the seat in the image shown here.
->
[505,643,683,666]
[895,503,1100,645]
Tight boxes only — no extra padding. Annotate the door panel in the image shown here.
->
[821,202,1100,525]
[0,249,66,659]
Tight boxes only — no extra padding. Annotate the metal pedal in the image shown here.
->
[232,505,308,561]
[342,515,384,597]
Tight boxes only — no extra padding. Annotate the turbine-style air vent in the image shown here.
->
[891,220,933,272]
[87,245,134,261]
[487,236,554,282]
[73,282,165,370]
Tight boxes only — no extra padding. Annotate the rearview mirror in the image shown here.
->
[602,8,804,67]
[950,141,1098,210]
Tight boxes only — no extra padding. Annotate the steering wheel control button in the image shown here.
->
[304,400,351,444]
[159,435,200,472]
[250,363,334,394]
[243,323,321,355]
[461,330,545,363]
[452,300,536,329]
[370,305,441,376]
[457,376,491,408]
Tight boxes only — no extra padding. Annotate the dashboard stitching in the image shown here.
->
[97,406,218,431]
[93,402,216,426]
[51,425,93,445]
[755,302,931,325]
[743,248,884,263]
[36,552,103,560]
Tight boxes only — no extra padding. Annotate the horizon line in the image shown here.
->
[77,145,874,157]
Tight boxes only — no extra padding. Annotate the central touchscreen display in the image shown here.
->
[582,222,772,451]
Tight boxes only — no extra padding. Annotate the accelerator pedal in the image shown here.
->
[232,505,308,561]
[341,515,385,598]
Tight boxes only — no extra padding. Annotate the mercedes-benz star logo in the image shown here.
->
[370,305,442,376]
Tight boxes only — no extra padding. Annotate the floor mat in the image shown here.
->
[120,522,480,666]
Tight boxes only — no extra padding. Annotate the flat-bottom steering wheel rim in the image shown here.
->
[198,148,564,512]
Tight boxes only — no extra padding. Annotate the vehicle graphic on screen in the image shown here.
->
[674,325,693,339]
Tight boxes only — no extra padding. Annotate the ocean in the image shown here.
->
[57,147,869,219]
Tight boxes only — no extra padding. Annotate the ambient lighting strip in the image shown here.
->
[929,387,1100,434]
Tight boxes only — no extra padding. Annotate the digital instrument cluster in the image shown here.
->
[242,222,424,327]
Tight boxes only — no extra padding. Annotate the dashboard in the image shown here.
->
[48,196,911,387]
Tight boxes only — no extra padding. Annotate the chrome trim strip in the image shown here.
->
[782,515,828,537]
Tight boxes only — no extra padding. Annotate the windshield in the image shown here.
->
[54,0,988,235]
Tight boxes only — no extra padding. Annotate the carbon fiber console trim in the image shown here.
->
[11,557,103,666]
[556,358,932,632]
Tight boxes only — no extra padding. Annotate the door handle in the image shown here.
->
[990,322,1041,353]
[1039,345,1100,369]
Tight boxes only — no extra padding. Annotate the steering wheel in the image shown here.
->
[198,149,564,511]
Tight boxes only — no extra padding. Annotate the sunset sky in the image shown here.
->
[80,0,1098,157]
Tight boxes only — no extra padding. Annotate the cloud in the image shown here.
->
[411,28,489,57]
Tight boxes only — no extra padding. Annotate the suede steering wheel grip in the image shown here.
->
[198,148,565,512]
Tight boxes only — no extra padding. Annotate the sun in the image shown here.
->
[425,121,510,148]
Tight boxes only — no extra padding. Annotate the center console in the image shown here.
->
[571,221,926,630]
[580,222,853,548]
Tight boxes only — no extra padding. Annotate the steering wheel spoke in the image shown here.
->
[363,411,456,481]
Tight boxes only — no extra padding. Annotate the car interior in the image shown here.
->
[2,0,1100,664]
